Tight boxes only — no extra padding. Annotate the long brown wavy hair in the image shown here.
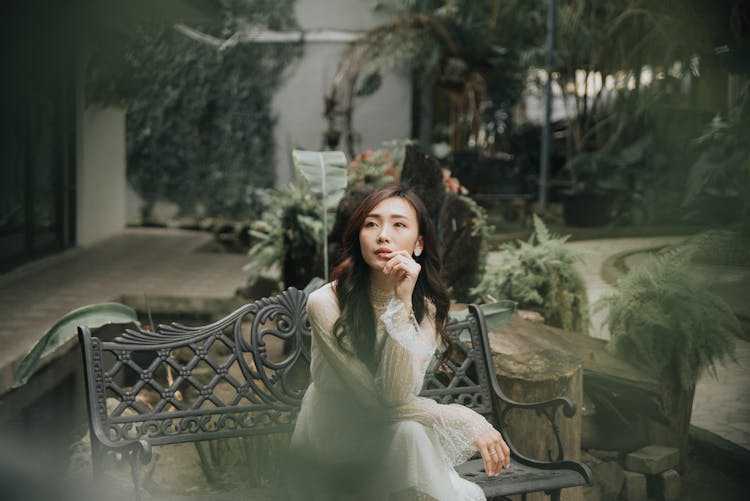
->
[330,187,451,372]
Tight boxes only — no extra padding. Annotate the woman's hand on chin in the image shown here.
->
[382,249,421,308]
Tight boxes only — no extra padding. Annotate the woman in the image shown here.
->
[290,187,509,500]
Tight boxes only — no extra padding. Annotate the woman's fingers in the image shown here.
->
[500,438,510,468]
[381,251,421,304]
[383,254,420,277]
[478,443,498,477]
[476,432,511,476]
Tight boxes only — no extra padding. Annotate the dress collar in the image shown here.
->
[369,282,394,310]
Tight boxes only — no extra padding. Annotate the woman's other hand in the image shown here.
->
[475,428,510,477]
[382,249,421,309]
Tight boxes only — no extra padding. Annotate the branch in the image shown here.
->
[173,23,223,48]
[173,23,364,51]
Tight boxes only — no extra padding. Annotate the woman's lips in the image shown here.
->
[375,248,393,258]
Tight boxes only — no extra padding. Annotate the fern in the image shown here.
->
[598,242,739,390]
[474,215,589,334]
[244,184,323,288]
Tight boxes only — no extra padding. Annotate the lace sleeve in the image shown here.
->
[376,299,495,466]
[376,298,438,405]
[306,286,382,411]
[404,397,496,466]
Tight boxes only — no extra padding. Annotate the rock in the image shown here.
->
[625,445,679,474]
[620,470,647,501]
[590,459,624,500]
[648,469,680,501]
[588,449,621,461]
[518,309,545,322]
[581,450,602,466]
[582,485,602,501]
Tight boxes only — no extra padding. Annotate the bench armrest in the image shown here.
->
[495,392,577,418]
[490,381,577,462]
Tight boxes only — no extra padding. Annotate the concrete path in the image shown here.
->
[0,228,251,395]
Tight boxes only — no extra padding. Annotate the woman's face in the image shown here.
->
[359,196,423,272]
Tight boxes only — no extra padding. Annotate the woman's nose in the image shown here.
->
[377,225,391,242]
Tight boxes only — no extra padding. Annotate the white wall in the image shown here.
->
[77,106,127,245]
[272,0,412,185]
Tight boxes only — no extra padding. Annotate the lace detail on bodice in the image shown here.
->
[370,283,395,316]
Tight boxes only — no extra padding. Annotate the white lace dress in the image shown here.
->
[290,283,493,500]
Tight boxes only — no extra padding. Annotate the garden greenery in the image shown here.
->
[244,184,323,290]
[598,242,739,390]
[117,0,301,219]
[473,215,589,334]
[682,82,750,229]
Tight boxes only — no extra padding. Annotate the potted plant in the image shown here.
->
[597,240,740,461]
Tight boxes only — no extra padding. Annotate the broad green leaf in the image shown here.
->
[292,150,348,210]
[292,149,349,280]
[12,303,139,388]
[479,300,517,331]
[448,300,516,332]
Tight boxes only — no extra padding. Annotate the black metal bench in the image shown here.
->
[78,287,591,500]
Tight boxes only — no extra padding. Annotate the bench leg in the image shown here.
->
[128,449,143,501]
[549,489,561,501]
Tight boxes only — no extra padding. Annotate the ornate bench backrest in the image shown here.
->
[79,289,497,450]
[79,288,312,447]
[420,304,496,418]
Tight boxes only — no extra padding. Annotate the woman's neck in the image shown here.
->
[368,269,392,293]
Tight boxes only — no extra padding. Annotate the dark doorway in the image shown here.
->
[0,1,77,273]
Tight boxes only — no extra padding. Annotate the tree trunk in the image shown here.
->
[492,349,584,501]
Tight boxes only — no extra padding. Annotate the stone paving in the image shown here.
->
[0,228,251,395]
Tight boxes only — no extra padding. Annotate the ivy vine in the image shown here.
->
[92,0,302,219]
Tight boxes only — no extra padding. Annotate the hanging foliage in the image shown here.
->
[112,0,301,219]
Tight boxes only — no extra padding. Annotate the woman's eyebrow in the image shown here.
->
[366,212,410,220]
[367,212,409,219]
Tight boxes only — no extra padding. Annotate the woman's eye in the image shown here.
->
[364,221,377,228]
[394,222,405,228]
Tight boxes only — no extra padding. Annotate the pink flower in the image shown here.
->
[441,167,468,194]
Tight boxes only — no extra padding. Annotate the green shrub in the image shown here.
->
[599,242,739,390]
[473,215,589,334]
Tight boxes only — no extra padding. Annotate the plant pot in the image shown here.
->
[562,190,614,226]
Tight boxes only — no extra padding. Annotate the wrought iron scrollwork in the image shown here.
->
[235,287,311,407]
